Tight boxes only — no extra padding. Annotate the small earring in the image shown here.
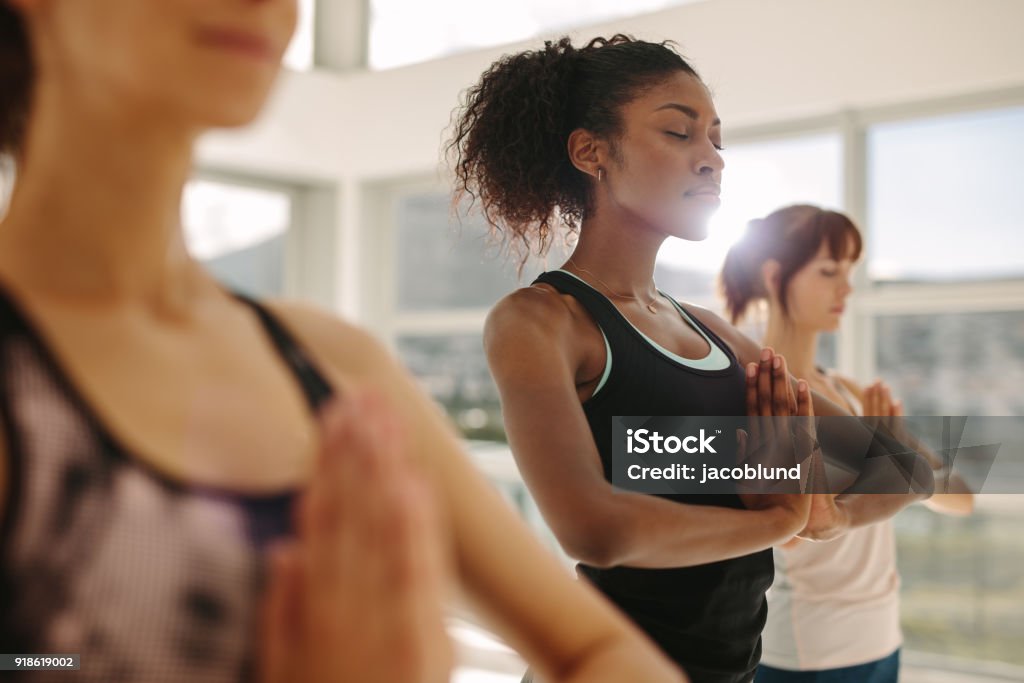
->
[597,168,604,182]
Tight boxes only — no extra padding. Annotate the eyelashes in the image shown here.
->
[666,131,725,151]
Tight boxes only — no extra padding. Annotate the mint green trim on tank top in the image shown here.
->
[555,269,731,375]
[593,327,613,396]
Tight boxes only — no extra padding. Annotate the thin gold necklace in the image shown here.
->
[566,258,660,314]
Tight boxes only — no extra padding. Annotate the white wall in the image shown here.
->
[196,0,1024,318]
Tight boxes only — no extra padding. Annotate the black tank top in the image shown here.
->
[534,271,773,683]
[0,286,333,682]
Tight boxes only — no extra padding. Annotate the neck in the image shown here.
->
[762,308,820,379]
[563,206,668,301]
[0,76,210,309]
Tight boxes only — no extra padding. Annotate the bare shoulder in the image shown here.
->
[680,302,761,365]
[831,372,866,402]
[260,299,397,388]
[485,284,576,346]
[483,284,597,378]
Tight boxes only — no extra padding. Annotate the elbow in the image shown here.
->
[961,494,976,515]
[913,458,936,499]
[926,493,975,517]
[557,513,632,569]
[774,505,811,541]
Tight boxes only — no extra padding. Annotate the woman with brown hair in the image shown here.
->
[720,205,973,682]
[0,3,683,681]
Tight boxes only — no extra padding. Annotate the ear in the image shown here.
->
[761,259,782,300]
[566,128,609,181]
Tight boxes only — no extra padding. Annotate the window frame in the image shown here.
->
[368,86,1024,412]
[190,168,338,306]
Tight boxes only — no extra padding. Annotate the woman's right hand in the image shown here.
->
[737,348,813,530]
[260,389,454,683]
[862,379,902,419]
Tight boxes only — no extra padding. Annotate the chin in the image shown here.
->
[185,90,275,128]
[668,218,712,242]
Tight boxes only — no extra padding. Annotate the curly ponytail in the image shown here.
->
[719,205,863,324]
[447,34,699,268]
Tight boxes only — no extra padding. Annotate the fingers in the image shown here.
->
[797,379,813,418]
[891,398,904,417]
[757,348,773,416]
[879,382,892,416]
[303,395,367,591]
[304,389,451,683]
[350,392,452,683]
[772,353,792,417]
[749,348,794,417]
[259,543,303,683]
[865,380,892,417]
[863,382,878,416]
[745,362,758,417]
[864,380,904,418]
[735,429,748,465]
[392,465,454,682]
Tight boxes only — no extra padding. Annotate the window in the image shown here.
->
[183,178,294,298]
[895,496,1024,668]
[372,98,1024,676]
[867,106,1024,283]
[396,334,505,441]
[383,187,569,441]
[282,0,316,71]
[863,105,1024,670]
[368,0,706,70]
[876,310,1024,416]
[394,193,526,312]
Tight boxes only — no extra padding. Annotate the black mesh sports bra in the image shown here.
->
[0,286,333,682]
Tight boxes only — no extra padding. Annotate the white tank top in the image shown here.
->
[760,371,902,670]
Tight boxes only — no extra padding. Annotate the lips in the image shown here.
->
[684,184,724,200]
[196,26,277,62]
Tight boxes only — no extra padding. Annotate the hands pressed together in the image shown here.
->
[737,348,814,533]
[260,390,454,683]
[744,358,914,547]
[254,360,912,681]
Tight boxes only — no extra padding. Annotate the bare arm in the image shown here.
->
[853,378,974,517]
[482,291,807,571]
[685,306,935,541]
[273,302,685,683]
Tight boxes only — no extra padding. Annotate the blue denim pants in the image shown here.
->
[754,648,900,683]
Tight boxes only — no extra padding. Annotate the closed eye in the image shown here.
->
[666,131,726,151]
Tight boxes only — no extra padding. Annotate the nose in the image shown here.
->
[695,139,725,177]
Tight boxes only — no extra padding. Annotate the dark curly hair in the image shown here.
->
[719,205,863,324]
[0,5,31,157]
[447,34,700,268]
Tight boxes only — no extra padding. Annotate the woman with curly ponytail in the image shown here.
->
[453,35,936,683]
